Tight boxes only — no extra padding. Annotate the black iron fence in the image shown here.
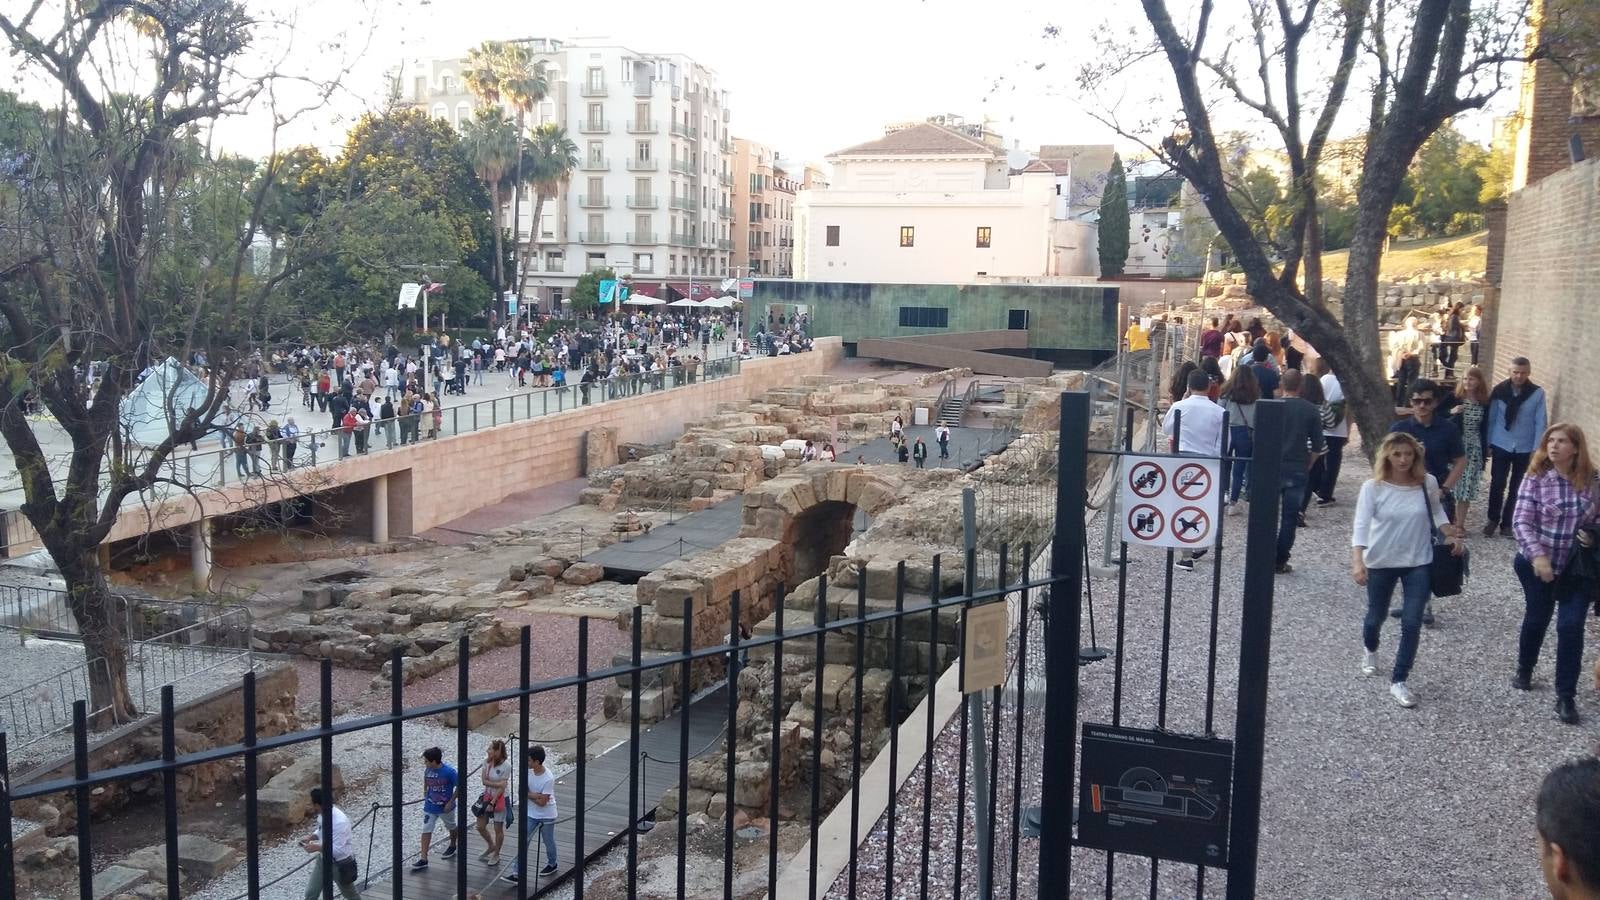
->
[1,551,1064,900]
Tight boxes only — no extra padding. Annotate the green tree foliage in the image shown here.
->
[1406,125,1488,236]
[1097,153,1130,277]
[570,266,616,314]
[459,107,520,296]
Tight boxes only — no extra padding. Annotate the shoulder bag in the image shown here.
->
[1421,479,1468,597]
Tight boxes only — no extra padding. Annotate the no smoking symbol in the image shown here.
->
[1129,461,1166,498]
[1174,463,1212,501]
[1128,504,1164,540]
[1172,506,1212,544]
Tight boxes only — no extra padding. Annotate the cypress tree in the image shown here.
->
[1098,153,1130,277]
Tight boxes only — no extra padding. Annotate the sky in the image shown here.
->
[14,0,1521,168]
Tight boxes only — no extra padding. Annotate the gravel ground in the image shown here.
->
[831,442,1600,898]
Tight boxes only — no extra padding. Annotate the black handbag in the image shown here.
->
[1421,479,1469,597]
[335,856,359,885]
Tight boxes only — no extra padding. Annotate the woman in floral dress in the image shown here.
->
[1452,366,1490,528]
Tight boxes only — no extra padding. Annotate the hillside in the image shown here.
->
[1317,231,1487,284]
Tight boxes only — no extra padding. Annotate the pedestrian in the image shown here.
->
[1164,369,1225,572]
[891,415,903,441]
[300,788,361,900]
[232,423,249,478]
[265,419,282,471]
[473,739,512,867]
[1220,363,1260,514]
[1450,365,1490,529]
[822,442,837,462]
[1438,304,1465,378]
[936,424,951,460]
[1295,373,1333,527]
[283,417,299,469]
[1484,357,1549,538]
[245,425,264,476]
[1199,317,1224,360]
[1534,756,1600,898]
[912,437,928,468]
[897,440,910,464]
[380,396,396,449]
[1391,378,1468,524]
[504,745,559,884]
[1312,359,1349,507]
[1273,369,1326,575]
[1510,423,1600,725]
[1388,316,1426,405]
[411,747,460,871]
[339,407,357,459]
[1351,432,1463,709]
[1247,342,1280,398]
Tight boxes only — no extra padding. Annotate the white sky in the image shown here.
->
[16,0,1519,168]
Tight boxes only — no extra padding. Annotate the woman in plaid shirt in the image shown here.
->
[1511,423,1600,725]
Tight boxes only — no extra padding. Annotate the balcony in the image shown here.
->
[578,194,610,208]
[633,82,654,99]
[720,139,731,153]
[627,157,658,171]
[627,194,658,209]
[579,118,609,133]
[627,119,658,134]
[718,239,734,251]
[670,160,693,175]
[580,82,608,97]
[580,157,610,171]
[717,205,732,218]
[626,231,657,245]
[669,232,693,247]
[721,108,730,123]
[578,231,610,243]
[670,122,698,139]
[718,173,731,188]
[669,197,699,212]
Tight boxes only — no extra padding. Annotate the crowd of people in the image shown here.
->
[1152,316,1599,722]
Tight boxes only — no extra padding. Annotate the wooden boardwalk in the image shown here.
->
[362,685,730,899]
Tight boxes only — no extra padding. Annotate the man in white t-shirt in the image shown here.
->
[1314,359,1349,506]
[505,745,559,884]
[1163,370,1225,572]
[301,788,361,899]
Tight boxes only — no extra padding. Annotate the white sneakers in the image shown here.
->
[1361,651,1378,676]
[1390,682,1417,708]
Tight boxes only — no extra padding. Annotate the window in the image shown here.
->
[545,251,564,271]
[586,67,604,91]
[441,74,456,94]
[635,177,652,198]
[635,141,652,162]
[550,288,563,306]
[587,102,603,127]
[586,252,606,271]
[899,226,915,248]
[634,102,650,128]
[898,307,948,328]
[586,176,603,199]
[635,214,652,236]
[587,213,604,236]
[825,225,840,246]
[976,227,992,248]
[635,253,654,273]
[670,254,676,275]
[587,142,604,165]
[1008,309,1031,330]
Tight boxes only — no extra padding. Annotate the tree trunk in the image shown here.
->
[509,110,527,311]
[58,547,137,727]
[526,192,546,310]
[490,183,506,301]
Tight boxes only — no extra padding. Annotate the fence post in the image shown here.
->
[1225,399,1285,900]
[1,733,13,891]
[1039,390,1088,891]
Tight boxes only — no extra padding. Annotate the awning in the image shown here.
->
[664,282,716,301]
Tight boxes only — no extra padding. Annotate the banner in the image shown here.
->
[506,293,519,315]
[599,279,617,304]
[397,282,422,310]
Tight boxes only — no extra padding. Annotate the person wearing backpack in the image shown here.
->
[1312,359,1350,506]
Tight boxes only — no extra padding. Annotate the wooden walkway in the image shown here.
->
[361,685,730,899]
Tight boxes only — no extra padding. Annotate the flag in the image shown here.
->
[423,282,445,294]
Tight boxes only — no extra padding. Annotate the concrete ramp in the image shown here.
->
[854,331,1054,377]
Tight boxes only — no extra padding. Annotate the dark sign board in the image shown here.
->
[1077,723,1233,867]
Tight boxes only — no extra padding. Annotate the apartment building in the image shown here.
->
[404,38,735,310]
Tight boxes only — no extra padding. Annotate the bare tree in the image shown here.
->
[1081,0,1540,450]
[0,1,347,722]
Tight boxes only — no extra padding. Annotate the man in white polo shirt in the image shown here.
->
[301,788,361,900]
[1163,369,1225,572]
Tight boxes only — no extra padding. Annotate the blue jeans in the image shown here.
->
[516,818,558,873]
[1276,468,1308,566]
[1226,425,1253,503]
[1514,554,1590,698]
[1362,565,1431,682]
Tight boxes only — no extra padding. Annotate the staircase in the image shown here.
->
[935,379,980,428]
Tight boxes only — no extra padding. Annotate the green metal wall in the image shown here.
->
[752,280,1120,358]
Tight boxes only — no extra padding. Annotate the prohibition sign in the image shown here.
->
[1173,463,1213,501]
[1171,506,1212,545]
[1129,461,1167,498]
[1127,504,1165,541]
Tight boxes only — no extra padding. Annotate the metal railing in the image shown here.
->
[627,194,658,209]
[0,553,1060,900]
[579,158,610,172]
[627,119,658,134]
[628,157,659,171]
[580,82,607,97]
[669,197,698,212]
[132,607,254,714]
[577,230,610,243]
[578,193,610,207]
[626,231,657,244]
[579,118,609,133]
[0,656,117,751]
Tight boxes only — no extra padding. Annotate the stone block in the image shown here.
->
[584,426,619,476]
[529,557,567,578]
[256,757,345,829]
[523,575,555,598]
[176,835,238,878]
[562,562,604,585]
[93,864,147,897]
[301,587,333,611]
[653,579,709,619]
[440,700,502,729]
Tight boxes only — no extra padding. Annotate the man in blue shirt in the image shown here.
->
[1248,343,1281,398]
[1483,357,1548,538]
[1390,379,1468,523]
[411,747,460,871]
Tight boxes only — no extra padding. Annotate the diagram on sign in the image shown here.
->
[1119,455,1222,549]
[1091,766,1221,821]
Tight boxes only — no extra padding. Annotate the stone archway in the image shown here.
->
[738,463,901,588]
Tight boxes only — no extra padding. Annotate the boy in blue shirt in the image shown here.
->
[411,747,460,871]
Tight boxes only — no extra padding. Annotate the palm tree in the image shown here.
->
[458,107,520,301]
[461,40,549,304]
[521,123,579,293]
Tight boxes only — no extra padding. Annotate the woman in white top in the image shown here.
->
[1351,432,1465,708]
[474,739,512,866]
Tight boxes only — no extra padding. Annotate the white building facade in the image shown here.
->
[792,124,1056,284]
[405,38,735,310]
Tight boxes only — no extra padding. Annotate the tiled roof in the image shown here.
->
[1019,159,1057,174]
[828,123,1000,159]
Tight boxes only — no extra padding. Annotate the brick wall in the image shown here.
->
[1512,0,1600,190]
[1492,157,1600,438]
